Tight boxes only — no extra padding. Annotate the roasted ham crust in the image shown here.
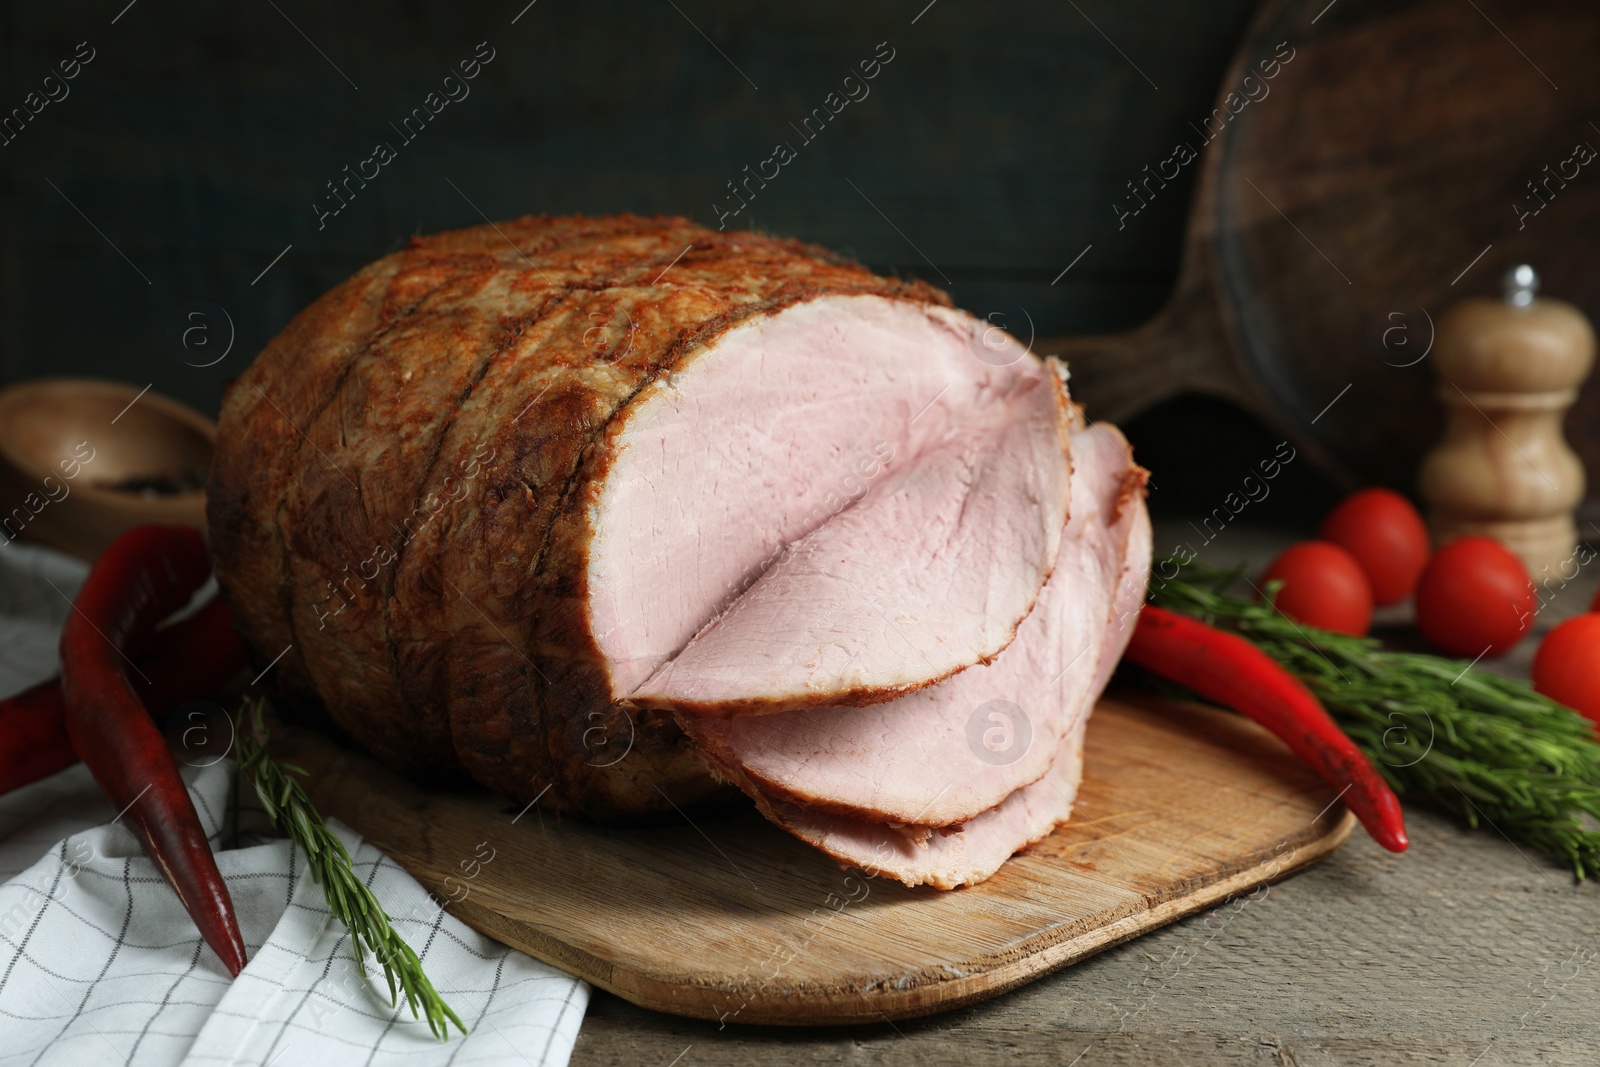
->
[209,214,954,817]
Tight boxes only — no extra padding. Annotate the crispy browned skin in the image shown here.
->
[209,214,949,816]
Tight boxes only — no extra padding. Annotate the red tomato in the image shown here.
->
[1318,488,1431,605]
[1413,536,1535,657]
[1260,541,1373,636]
[1533,614,1600,726]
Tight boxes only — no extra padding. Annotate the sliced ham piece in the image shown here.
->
[629,382,1071,716]
[757,719,1090,891]
[683,419,1151,887]
[677,421,1142,825]
[1090,426,1155,700]
[588,294,1070,715]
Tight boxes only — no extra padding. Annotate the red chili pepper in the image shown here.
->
[59,525,249,976]
[0,597,248,796]
[1125,605,1409,853]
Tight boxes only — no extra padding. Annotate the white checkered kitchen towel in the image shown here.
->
[0,543,588,1066]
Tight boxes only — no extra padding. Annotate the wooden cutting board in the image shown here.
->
[1046,0,1600,516]
[269,690,1355,1026]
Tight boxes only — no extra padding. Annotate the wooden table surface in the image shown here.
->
[572,525,1600,1066]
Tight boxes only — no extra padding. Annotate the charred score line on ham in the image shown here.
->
[267,265,482,701]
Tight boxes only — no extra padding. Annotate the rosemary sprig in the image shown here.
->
[234,697,466,1038]
[1147,560,1600,879]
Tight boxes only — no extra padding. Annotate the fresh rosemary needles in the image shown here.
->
[1147,561,1600,879]
[235,698,466,1038]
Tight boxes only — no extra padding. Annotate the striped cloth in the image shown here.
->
[0,543,588,1066]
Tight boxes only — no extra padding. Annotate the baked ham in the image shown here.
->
[208,214,1151,889]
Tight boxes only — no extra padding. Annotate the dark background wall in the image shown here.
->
[0,0,1340,523]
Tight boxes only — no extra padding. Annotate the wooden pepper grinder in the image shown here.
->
[1420,265,1596,583]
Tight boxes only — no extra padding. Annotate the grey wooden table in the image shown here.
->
[572,525,1600,1066]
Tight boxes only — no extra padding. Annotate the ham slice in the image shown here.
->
[629,386,1070,716]
[588,295,1071,715]
[683,420,1151,887]
[1090,426,1155,699]
[758,720,1090,890]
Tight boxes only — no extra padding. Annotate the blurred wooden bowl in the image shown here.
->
[0,379,216,561]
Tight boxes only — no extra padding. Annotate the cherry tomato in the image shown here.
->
[1260,541,1373,636]
[1318,488,1431,605]
[1413,536,1535,657]
[1533,614,1600,726]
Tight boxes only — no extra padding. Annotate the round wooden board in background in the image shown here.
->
[269,692,1355,1026]
[1049,0,1600,517]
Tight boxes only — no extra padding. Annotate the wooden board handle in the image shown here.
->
[1035,288,1241,423]
[1037,322,1182,423]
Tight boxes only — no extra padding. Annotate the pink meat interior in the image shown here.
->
[585,294,1065,702]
